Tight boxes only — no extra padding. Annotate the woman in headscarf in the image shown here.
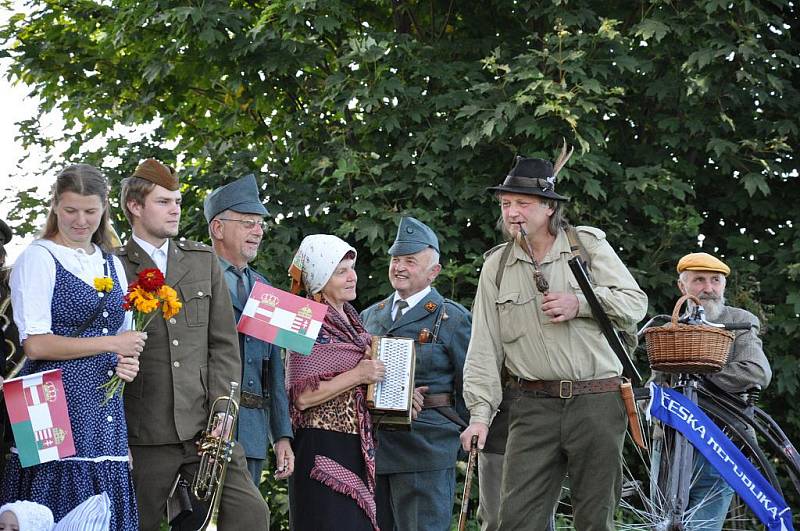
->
[285,234,385,530]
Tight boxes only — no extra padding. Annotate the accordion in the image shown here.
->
[367,336,416,428]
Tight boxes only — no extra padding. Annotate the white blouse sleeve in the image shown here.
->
[10,243,57,342]
[111,255,133,333]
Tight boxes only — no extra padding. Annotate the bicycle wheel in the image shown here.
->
[609,391,790,530]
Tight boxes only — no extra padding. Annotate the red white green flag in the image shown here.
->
[3,369,75,467]
[237,282,327,355]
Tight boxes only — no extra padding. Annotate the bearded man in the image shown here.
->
[673,252,772,530]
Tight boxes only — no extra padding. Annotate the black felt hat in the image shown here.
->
[487,156,570,202]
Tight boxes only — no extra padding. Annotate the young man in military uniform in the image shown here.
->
[117,159,268,530]
[204,174,294,493]
[461,155,647,530]
[361,216,471,531]
[672,252,771,530]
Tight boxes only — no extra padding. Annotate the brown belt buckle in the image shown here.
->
[559,380,573,399]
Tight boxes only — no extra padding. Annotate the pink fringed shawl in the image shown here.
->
[286,301,378,530]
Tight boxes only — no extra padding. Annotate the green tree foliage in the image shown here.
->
[2,0,798,527]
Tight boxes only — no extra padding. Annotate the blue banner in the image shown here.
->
[647,383,794,530]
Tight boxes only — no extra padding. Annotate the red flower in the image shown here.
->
[138,268,165,292]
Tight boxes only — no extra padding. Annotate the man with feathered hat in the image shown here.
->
[461,146,648,530]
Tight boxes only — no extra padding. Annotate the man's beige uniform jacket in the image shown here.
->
[118,239,241,444]
[463,226,648,425]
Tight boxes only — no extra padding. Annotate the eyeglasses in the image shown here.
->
[217,218,269,231]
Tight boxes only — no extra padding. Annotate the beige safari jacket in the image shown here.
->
[463,226,648,425]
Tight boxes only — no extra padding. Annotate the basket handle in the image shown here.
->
[671,294,702,324]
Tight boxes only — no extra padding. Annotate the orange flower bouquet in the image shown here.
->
[99,268,182,405]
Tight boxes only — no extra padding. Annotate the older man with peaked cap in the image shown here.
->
[117,159,268,530]
[670,251,772,530]
[360,216,471,531]
[204,174,294,493]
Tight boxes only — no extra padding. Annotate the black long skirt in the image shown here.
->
[289,427,374,531]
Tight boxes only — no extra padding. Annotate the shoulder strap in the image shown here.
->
[494,242,514,290]
[566,225,594,282]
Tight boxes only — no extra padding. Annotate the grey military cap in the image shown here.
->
[388,216,440,256]
[203,174,269,223]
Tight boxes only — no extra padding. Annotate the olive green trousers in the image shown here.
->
[498,390,627,530]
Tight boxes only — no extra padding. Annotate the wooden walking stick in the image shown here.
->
[458,434,479,531]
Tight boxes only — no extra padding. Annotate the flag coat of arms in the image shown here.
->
[3,369,76,467]
[237,282,327,355]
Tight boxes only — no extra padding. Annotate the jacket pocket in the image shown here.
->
[496,291,535,344]
[179,280,212,327]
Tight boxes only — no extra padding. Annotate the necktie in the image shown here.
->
[230,266,249,306]
[394,299,408,322]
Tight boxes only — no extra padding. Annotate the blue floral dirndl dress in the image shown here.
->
[1,251,139,530]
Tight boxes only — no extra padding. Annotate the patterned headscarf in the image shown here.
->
[289,234,357,296]
[0,501,55,531]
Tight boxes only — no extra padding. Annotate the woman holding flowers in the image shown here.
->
[286,234,386,531]
[1,164,142,529]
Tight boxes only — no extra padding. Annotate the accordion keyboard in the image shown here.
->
[374,337,414,411]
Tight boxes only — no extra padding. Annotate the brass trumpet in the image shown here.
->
[192,381,240,530]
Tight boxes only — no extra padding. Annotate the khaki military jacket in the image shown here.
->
[463,226,648,425]
[117,239,241,445]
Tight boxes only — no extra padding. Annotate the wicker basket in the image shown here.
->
[644,294,734,374]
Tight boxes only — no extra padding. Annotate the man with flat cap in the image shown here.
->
[360,216,471,531]
[204,174,294,495]
[667,251,772,530]
[460,150,648,530]
[117,159,269,530]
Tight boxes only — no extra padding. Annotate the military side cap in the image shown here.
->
[132,158,179,191]
[203,174,268,223]
[388,216,440,256]
[487,156,569,201]
[677,252,730,276]
[0,218,12,246]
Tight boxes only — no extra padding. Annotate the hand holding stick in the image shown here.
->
[458,434,479,531]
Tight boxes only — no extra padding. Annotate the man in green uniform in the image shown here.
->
[461,155,647,530]
[117,159,268,530]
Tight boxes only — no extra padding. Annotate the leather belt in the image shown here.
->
[422,393,453,408]
[421,393,467,429]
[240,391,266,409]
[509,376,621,399]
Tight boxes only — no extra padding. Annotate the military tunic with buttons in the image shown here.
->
[221,260,293,470]
[361,288,470,474]
[117,238,241,444]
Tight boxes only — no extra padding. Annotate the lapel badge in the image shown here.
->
[377,302,385,310]
[424,301,437,313]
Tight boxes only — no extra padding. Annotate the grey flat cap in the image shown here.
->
[203,174,269,223]
[388,216,440,256]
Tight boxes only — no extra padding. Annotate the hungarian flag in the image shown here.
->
[237,282,327,355]
[3,369,76,467]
